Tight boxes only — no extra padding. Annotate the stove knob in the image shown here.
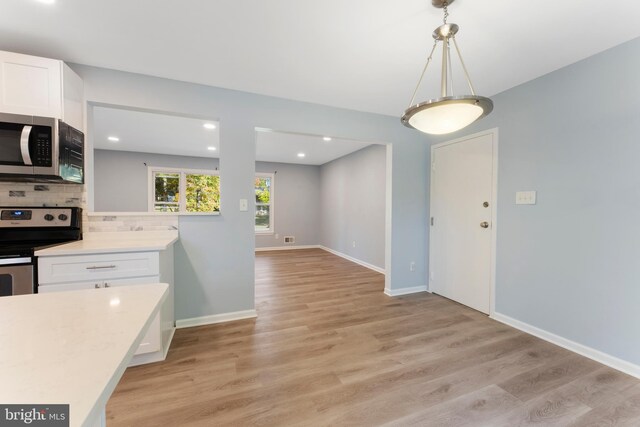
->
[58,214,68,221]
[44,214,54,221]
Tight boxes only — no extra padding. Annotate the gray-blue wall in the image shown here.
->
[255,161,321,248]
[429,37,640,366]
[93,149,220,212]
[320,144,386,269]
[78,64,430,321]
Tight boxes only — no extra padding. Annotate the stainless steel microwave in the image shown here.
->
[0,112,84,183]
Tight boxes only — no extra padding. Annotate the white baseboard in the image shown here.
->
[318,246,385,274]
[176,309,257,329]
[384,285,429,297]
[255,245,320,252]
[492,312,640,379]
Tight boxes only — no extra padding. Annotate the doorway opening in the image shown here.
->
[253,128,390,304]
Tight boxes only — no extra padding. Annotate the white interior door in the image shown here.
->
[429,130,496,314]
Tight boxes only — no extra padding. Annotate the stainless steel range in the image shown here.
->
[0,206,82,296]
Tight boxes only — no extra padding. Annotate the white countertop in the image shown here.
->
[35,230,179,256]
[0,283,169,427]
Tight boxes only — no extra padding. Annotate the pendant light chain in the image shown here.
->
[442,1,449,24]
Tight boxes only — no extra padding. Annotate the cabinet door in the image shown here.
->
[0,51,62,118]
[103,277,162,355]
[38,275,163,355]
[62,63,84,131]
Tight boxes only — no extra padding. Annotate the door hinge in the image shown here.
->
[430,217,434,226]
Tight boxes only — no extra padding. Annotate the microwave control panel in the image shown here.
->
[32,126,53,167]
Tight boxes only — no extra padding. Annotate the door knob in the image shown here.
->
[480,221,490,229]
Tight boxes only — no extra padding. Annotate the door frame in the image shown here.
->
[428,127,499,316]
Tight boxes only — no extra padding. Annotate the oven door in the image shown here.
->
[0,259,34,296]
[0,113,57,177]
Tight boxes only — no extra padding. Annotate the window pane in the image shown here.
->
[154,173,180,212]
[186,174,220,213]
[255,205,270,230]
[255,177,271,204]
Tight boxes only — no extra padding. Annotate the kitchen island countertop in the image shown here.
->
[0,283,169,427]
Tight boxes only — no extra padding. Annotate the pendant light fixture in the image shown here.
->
[401,0,493,135]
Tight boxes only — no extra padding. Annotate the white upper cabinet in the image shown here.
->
[0,50,84,131]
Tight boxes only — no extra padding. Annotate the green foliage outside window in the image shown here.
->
[255,176,272,230]
[154,173,180,212]
[255,177,271,204]
[153,170,220,213]
[186,174,220,212]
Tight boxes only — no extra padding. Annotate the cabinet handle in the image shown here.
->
[86,265,117,270]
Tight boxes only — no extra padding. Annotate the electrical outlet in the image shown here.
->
[409,261,416,272]
[515,191,536,205]
[274,233,279,240]
[284,236,295,244]
[352,241,356,248]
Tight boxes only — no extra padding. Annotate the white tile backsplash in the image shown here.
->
[0,182,85,207]
[85,214,178,232]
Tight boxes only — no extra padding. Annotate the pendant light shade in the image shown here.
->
[402,0,493,135]
[402,95,493,135]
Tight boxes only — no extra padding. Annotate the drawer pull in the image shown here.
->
[86,265,117,270]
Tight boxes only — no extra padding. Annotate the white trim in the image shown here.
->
[384,144,393,292]
[255,245,320,252]
[319,246,385,274]
[492,312,640,379]
[176,309,257,329]
[428,127,499,316]
[384,285,429,297]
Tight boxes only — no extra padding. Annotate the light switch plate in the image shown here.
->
[239,199,248,211]
[516,191,536,205]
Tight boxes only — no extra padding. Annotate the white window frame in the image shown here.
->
[148,166,220,215]
[255,172,275,234]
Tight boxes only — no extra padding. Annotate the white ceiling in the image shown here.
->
[256,130,372,165]
[93,106,371,165]
[93,107,221,158]
[1,1,639,117]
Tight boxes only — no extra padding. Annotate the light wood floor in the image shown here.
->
[107,249,640,426]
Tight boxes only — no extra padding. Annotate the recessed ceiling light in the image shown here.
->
[207,146,217,151]
[37,0,55,4]
[203,123,217,130]
[107,136,120,142]
[323,136,332,141]
[297,153,306,158]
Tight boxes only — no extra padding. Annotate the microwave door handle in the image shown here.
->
[20,125,33,166]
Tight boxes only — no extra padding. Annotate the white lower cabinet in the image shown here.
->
[38,249,175,366]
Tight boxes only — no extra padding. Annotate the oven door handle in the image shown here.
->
[0,257,32,266]
[20,125,33,166]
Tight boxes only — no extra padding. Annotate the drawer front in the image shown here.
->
[38,275,161,293]
[38,252,159,284]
